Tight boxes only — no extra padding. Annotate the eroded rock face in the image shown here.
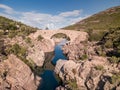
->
[62,41,96,61]
[27,49,45,67]
[55,31,120,90]
[36,39,55,52]
[55,56,120,90]
[0,54,41,90]
[4,34,55,67]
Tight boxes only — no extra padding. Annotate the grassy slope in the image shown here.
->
[0,16,38,30]
[64,6,120,31]
[0,16,38,38]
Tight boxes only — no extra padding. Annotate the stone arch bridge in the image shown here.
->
[31,29,87,42]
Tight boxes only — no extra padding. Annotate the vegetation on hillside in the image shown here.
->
[0,16,37,38]
[96,27,120,63]
[64,6,120,42]
[0,16,43,75]
[64,6,120,31]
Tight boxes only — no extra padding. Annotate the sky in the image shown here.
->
[0,0,120,29]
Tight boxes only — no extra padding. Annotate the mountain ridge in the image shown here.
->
[64,6,120,31]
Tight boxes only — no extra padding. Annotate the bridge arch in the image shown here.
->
[51,33,70,41]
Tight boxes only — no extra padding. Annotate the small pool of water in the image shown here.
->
[38,39,68,90]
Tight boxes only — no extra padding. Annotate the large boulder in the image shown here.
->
[0,54,41,90]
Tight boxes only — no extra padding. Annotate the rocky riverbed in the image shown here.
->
[55,34,120,90]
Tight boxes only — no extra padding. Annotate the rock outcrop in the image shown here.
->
[0,54,41,90]
[62,37,95,61]
[0,30,56,90]
[4,33,55,67]
[55,33,120,90]
[27,49,44,67]
[55,57,120,90]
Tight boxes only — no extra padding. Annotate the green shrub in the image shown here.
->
[94,65,104,71]
[105,40,113,48]
[37,35,44,41]
[67,79,78,90]
[25,37,31,44]
[8,30,17,38]
[86,29,107,41]
[7,44,39,73]
[109,56,120,63]
[102,27,120,55]
[81,54,88,60]
[20,27,36,36]
[111,73,120,84]
[8,43,27,58]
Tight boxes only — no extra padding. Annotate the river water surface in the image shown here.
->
[38,39,67,90]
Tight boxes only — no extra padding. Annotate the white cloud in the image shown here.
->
[0,4,88,29]
[0,4,15,14]
[59,10,82,17]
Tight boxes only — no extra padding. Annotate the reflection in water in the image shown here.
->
[52,39,68,65]
[38,39,67,90]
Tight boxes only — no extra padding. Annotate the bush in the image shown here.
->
[7,44,39,72]
[94,65,104,71]
[102,27,120,55]
[105,40,113,48]
[25,37,31,44]
[81,54,88,60]
[37,35,44,41]
[111,73,120,84]
[87,29,106,41]
[8,43,27,58]
[8,30,17,38]
[20,27,36,36]
[67,79,78,90]
[109,56,120,63]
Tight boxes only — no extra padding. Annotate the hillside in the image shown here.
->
[0,16,38,38]
[64,6,120,31]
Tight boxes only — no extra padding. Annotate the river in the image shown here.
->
[38,39,67,90]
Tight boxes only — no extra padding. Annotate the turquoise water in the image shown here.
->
[38,39,67,90]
